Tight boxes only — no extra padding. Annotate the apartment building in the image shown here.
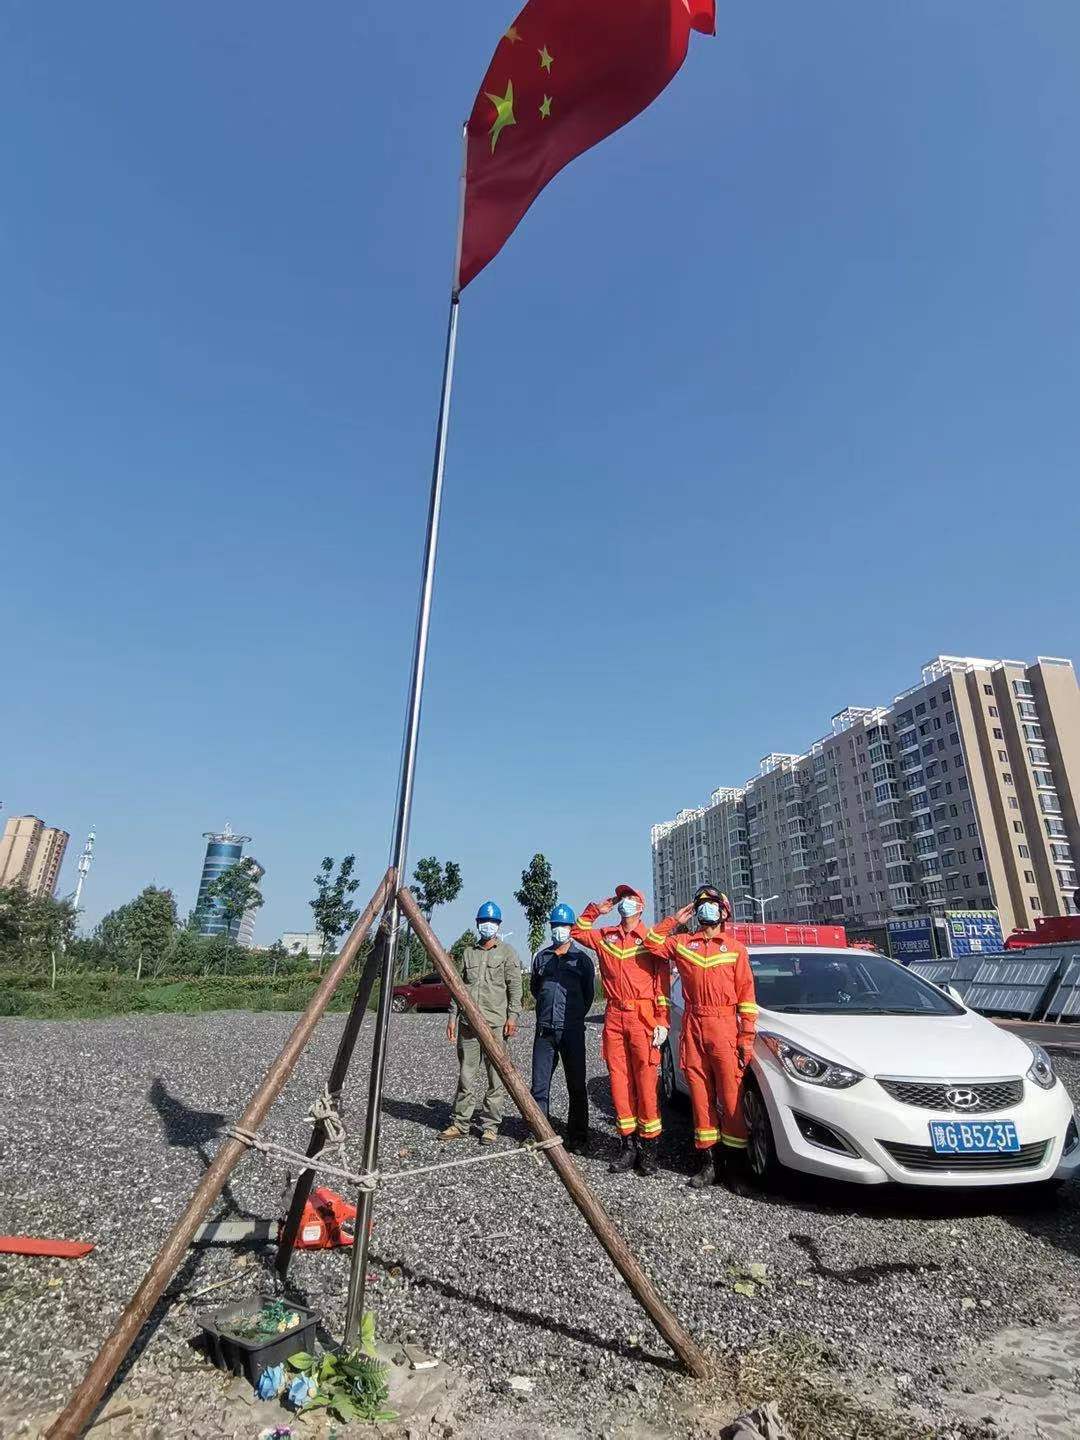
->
[650,655,1080,936]
[0,815,70,899]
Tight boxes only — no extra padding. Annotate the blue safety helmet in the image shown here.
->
[549,903,576,926]
[476,900,502,923]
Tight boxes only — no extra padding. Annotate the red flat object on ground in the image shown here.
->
[0,1236,94,1259]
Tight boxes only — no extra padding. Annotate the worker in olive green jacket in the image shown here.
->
[440,899,522,1145]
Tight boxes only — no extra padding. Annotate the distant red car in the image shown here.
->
[391,971,452,1013]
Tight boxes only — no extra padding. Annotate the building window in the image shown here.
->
[977,872,987,886]
[1046,817,1067,837]
[1014,821,1025,834]
[988,705,998,717]
[1030,897,1040,912]
[1002,773,1013,785]
[916,703,927,716]
[983,685,993,696]
[1017,701,1038,719]
[958,826,968,840]
[1024,870,1035,884]
[973,846,983,861]
[1059,868,1078,888]
[946,710,954,723]
[1039,792,1062,814]
[1032,769,1055,788]
[1008,797,1020,810]
[1028,746,1049,764]
[997,750,1007,762]
[1023,724,1043,741]
[1019,845,1030,859]
[993,728,1003,740]
[1013,679,1034,698]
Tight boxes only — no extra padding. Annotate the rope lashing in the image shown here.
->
[226,1124,562,1193]
[305,1084,347,1158]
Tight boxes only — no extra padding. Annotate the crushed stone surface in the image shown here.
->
[1,1010,1079,1438]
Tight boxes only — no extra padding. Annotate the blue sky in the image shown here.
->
[5,1,1078,951]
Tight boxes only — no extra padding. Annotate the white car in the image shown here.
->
[662,944,1080,1188]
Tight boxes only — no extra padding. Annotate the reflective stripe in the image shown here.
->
[616,1115,638,1133]
[737,1003,759,1014]
[645,930,666,946]
[601,940,645,960]
[721,1133,748,1149]
[694,1127,719,1142]
[638,1119,662,1135]
[577,918,593,930]
[674,943,736,969]
[657,995,670,1008]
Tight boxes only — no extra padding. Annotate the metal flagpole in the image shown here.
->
[342,129,468,1346]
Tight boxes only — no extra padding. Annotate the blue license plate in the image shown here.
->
[929,1120,1019,1154]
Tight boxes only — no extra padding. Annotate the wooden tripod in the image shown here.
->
[48,871,707,1438]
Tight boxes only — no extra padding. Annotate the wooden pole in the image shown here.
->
[47,869,395,1440]
[396,886,710,1379]
[275,919,391,1280]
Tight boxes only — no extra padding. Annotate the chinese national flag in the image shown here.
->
[457,0,715,290]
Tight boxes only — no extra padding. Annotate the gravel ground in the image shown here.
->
[1,1009,1079,1439]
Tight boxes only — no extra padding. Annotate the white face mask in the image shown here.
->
[477,921,499,940]
[617,897,639,919]
[696,901,721,925]
[551,925,571,945]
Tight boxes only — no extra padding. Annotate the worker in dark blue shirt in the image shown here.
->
[530,903,595,1154]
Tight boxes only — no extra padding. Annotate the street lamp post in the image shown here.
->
[744,893,779,925]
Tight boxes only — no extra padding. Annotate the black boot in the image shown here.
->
[608,1136,638,1173]
[722,1146,755,1197]
[687,1146,716,1188]
[635,1142,658,1177]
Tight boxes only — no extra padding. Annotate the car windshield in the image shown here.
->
[748,951,961,1016]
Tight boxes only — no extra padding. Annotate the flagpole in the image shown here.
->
[342,130,468,1347]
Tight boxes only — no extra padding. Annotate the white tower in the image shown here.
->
[71,827,96,914]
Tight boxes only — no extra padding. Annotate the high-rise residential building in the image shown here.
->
[0,816,70,898]
[193,824,263,944]
[650,655,1080,938]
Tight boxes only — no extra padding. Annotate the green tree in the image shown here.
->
[95,901,134,965]
[126,886,179,980]
[406,857,463,979]
[0,886,75,970]
[449,928,478,962]
[205,859,264,970]
[310,855,361,976]
[515,853,559,956]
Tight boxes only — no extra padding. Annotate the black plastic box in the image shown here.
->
[199,1296,320,1386]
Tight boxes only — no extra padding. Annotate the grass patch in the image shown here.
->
[716,1333,939,1440]
[0,970,382,1020]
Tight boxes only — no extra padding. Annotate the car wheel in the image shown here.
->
[659,1042,676,1106]
[391,995,410,1013]
[742,1077,777,1188]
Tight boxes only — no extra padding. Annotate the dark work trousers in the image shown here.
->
[531,1025,588,1141]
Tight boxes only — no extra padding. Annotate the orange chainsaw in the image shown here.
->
[193,1187,356,1250]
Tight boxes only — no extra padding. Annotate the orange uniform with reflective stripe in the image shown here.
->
[644,916,758,1151]
[572,898,669,1141]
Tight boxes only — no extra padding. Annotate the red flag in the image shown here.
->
[457,0,715,290]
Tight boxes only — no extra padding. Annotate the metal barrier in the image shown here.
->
[962,956,1063,1018]
[1039,954,1080,1021]
[910,953,1079,1020]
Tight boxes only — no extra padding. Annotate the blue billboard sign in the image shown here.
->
[887,916,935,964]
[945,910,1005,957]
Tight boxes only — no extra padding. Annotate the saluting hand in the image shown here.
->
[596,896,617,915]
[675,903,695,925]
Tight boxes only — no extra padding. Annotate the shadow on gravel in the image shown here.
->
[789,1231,942,1284]
[148,1077,260,1223]
[379,1093,454,1133]
[752,1167,1074,1226]
[1003,1177,1080,1264]
[371,1251,682,1373]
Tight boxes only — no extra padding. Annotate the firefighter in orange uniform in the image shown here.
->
[572,884,669,1177]
[644,886,758,1193]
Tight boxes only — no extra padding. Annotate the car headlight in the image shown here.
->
[758,1031,864,1089]
[1025,1041,1057,1091]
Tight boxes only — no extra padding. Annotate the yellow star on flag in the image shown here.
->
[539,95,552,119]
[538,45,554,73]
[485,79,517,152]
[504,25,522,44]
